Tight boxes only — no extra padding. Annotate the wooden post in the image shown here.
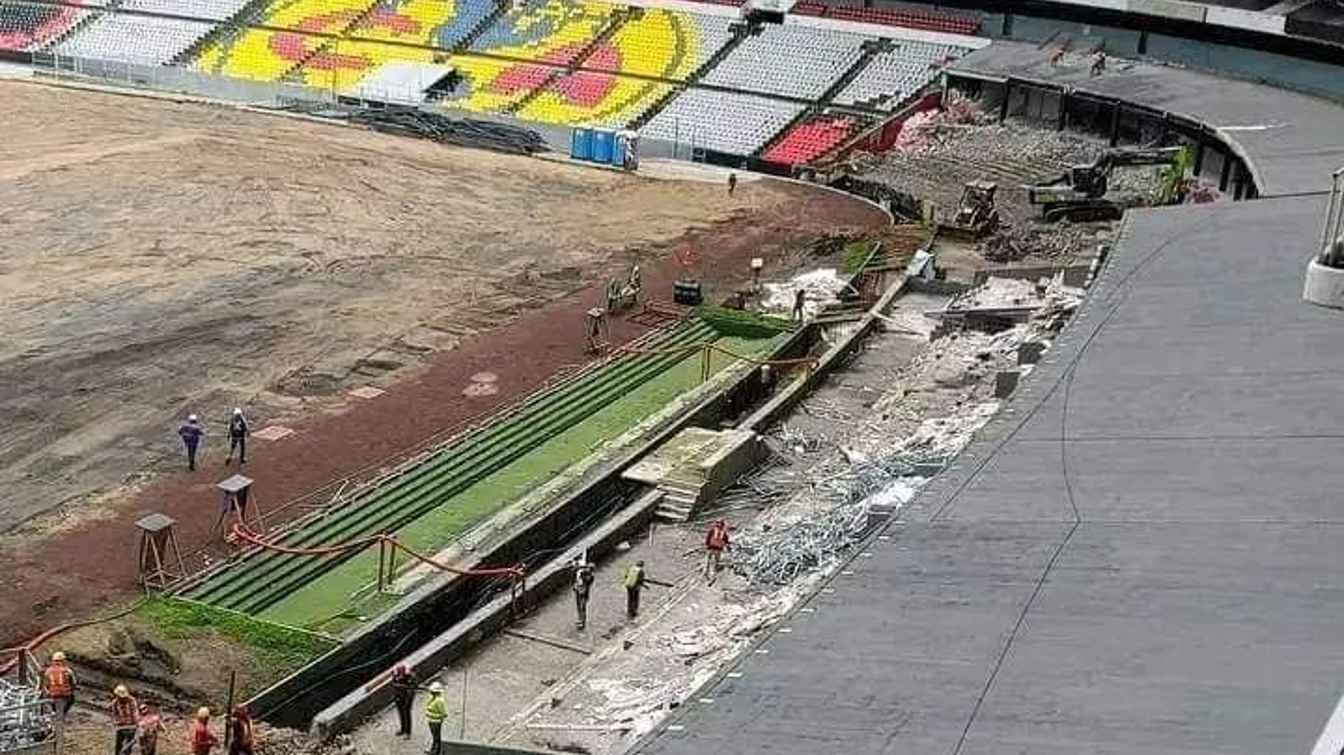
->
[223,669,237,750]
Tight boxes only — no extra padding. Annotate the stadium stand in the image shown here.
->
[640,87,804,154]
[581,8,726,82]
[194,0,383,81]
[701,24,866,99]
[834,41,965,109]
[792,0,979,34]
[760,111,861,165]
[0,1,93,51]
[289,0,471,93]
[515,72,673,126]
[120,0,252,22]
[469,0,616,65]
[442,53,552,111]
[55,12,217,64]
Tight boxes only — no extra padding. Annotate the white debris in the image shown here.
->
[761,268,845,318]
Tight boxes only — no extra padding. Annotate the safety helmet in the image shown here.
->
[429,682,444,694]
[197,707,211,720]
[114,684,130,698]
[50,652,66,662]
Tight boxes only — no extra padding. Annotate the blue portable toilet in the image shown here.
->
[571,128,592,161]
[591,129,614,164]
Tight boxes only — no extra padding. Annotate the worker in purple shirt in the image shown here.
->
[177,414,204,471]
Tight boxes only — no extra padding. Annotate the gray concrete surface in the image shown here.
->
[640,194,1344,753]
[949,40,1344,198]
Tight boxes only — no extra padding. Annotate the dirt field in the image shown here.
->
[0,80,886,645]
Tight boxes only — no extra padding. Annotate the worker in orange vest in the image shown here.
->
[41,651,77,716]
[111,685,140,755]
[704,520,730,583]
[190,708,218,755]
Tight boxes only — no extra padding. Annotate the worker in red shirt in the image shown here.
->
[41,651,77,716]
[138,702,165,755]
[190,708,218,755]
[704,520,730,582]
[111,685,140,755]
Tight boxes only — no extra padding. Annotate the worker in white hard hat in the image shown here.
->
[111,684,140,755]
[178,414,204,471]
[225,408,249,466]
[41,651,77,716]
[424,682,447,755]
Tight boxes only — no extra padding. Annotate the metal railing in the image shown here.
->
[0,655,61,755]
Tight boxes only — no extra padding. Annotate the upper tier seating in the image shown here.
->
[55,12,216,64]
[119,0,250,21]
[582,8,728,82]
[640,87,804,154]
[0,1,92,51]
[469,0,615,65]
[701,24,866,99]
[834,41,966,109]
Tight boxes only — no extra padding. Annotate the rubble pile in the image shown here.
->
[979,221,1113,262]
[760,268,845,318]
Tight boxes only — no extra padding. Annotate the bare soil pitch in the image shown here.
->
[0,80,885,645]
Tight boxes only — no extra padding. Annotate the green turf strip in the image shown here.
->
[257,335,778,630]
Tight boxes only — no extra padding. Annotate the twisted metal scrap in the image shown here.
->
[0,680,55,753]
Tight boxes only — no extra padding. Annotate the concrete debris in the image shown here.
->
[979,220,1112,263]
[729,501,872,585]
[950,277,1042,309]
[761,268,846,319]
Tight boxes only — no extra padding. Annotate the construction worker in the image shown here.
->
[189,708,218,755]
[391,665,415,739]
[623,560,647,620]
[704,520,730,582]
[178,414,204,471]
[111,685,139,755]
[1090,50,1107,77]
[573,558,595,630]
[41,651,76,716]
[225,408,248,466]
[424,682,448,755]
[138,702,165,755]
[728,172,738,196]
[792,289,806,321]
[227,706,254,755]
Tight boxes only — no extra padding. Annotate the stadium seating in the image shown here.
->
[834,42,963,109]
[582,9,721,82]
[761,112,860,165]
[120,0,250,22]
[440,53,553,112]
[640,87,804,154]
[55,12,217,64]
[516,73,673,127]
[194,0,382,81]
[0,1,92,51]
[290,0,469,92]
[470,0,616,66]
[701,25,865,99]
[819,0,980,34]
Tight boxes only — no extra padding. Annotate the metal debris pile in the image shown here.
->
[728,439,936,585]
[345,107,549,155]
[0,680,55,753]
